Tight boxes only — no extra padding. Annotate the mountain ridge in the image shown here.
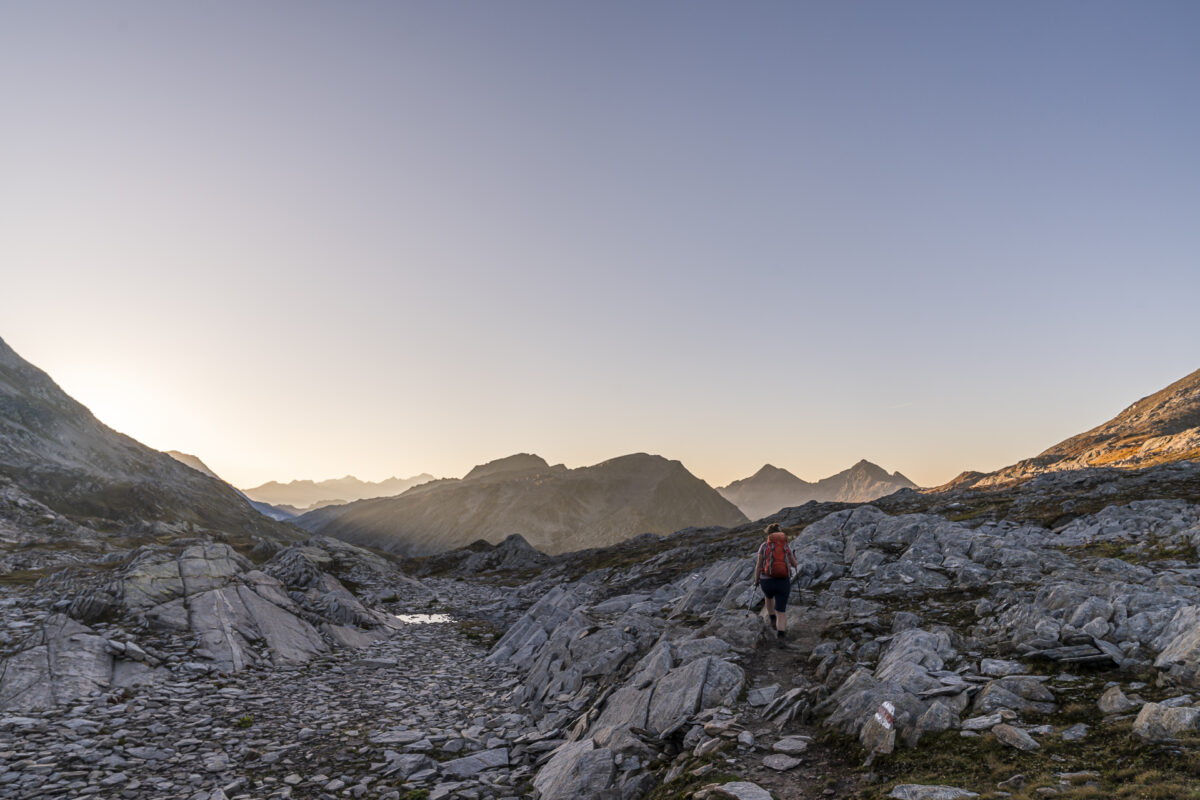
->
[242,472,436,511]
[949,367,1200,490]
[296,452,748,556]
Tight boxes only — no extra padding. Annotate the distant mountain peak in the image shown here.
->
[752,463,791,478]
[718,460,917,520]
[242,472,436,510]
[463,453,550,482]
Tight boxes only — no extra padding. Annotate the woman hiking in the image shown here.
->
[753,523,798,643]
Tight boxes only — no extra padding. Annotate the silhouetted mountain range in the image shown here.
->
[717,460,917,520]
[295,453,748,556]
[165,451,296,521]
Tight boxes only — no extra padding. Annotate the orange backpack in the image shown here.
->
[760,531,790,579]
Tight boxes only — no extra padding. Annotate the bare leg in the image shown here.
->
[764,596,776,619]
[777,611,787,633]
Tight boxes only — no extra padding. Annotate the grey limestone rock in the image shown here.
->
[1097,685,1142,714]
[979,659,1025,677]
[0,614,110,710]
[771,735,810,755]
[747,684,780,707]
[1061,723,1089,741]
[695,782,773,800]
[1152,606,1200,687]
[762,753,802,771]
[991,724,1040,751]
[440,747,508,778]
[532,739,617,800]
[1132,702,1200,741]
[915,701,959,736]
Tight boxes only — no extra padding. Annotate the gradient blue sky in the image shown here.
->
[2,2,1198,489]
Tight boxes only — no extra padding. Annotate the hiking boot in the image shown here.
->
[769,614,777,627]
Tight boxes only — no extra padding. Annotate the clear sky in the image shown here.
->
[2,2,1198,490]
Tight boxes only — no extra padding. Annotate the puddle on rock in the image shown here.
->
[393,613,452,624]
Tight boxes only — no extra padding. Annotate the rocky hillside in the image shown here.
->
[719,460,917,520]
[0,337,299,548]
[243,472,435,512]
[951,367,1200,490]
[296,453,749,556]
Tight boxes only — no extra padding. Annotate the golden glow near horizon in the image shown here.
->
[9,329,1174,492]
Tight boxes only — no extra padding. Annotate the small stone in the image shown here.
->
[980,659,1025,677]
[997,774,1026,791]
[695,782,773,800]
[771,736,810,755]
[762,754,802,771]
[746,685,779,707]
[961,713,1003,731]
[1097,686,1141,715]
[1061,723,1088,742]
[992,724,1040,752]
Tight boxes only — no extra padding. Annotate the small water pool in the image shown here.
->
[393,613,452,624]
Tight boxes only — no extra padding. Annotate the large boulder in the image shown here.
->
[66,540,399,673]
[1153,606,1200,687]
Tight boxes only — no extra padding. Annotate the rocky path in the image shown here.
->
[0,582,553,800]
[721,609,864,800]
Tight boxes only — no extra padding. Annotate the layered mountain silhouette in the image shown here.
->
[295,453,748,556]
[0,337,300,543]
[717,460,917,520]
[950,367,1200,490]
[166,450,297,521]
[242,473,435,512]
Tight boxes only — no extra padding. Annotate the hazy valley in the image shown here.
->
[2,335,1200,800]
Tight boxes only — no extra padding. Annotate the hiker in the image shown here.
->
[753,522,798,641]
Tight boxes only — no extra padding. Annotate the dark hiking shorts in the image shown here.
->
[759,577,791,612]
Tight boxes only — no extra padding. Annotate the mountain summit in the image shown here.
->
[717,459,916,520]
[296,452,747,555]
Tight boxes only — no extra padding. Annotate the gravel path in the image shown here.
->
[0,581,560,800]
